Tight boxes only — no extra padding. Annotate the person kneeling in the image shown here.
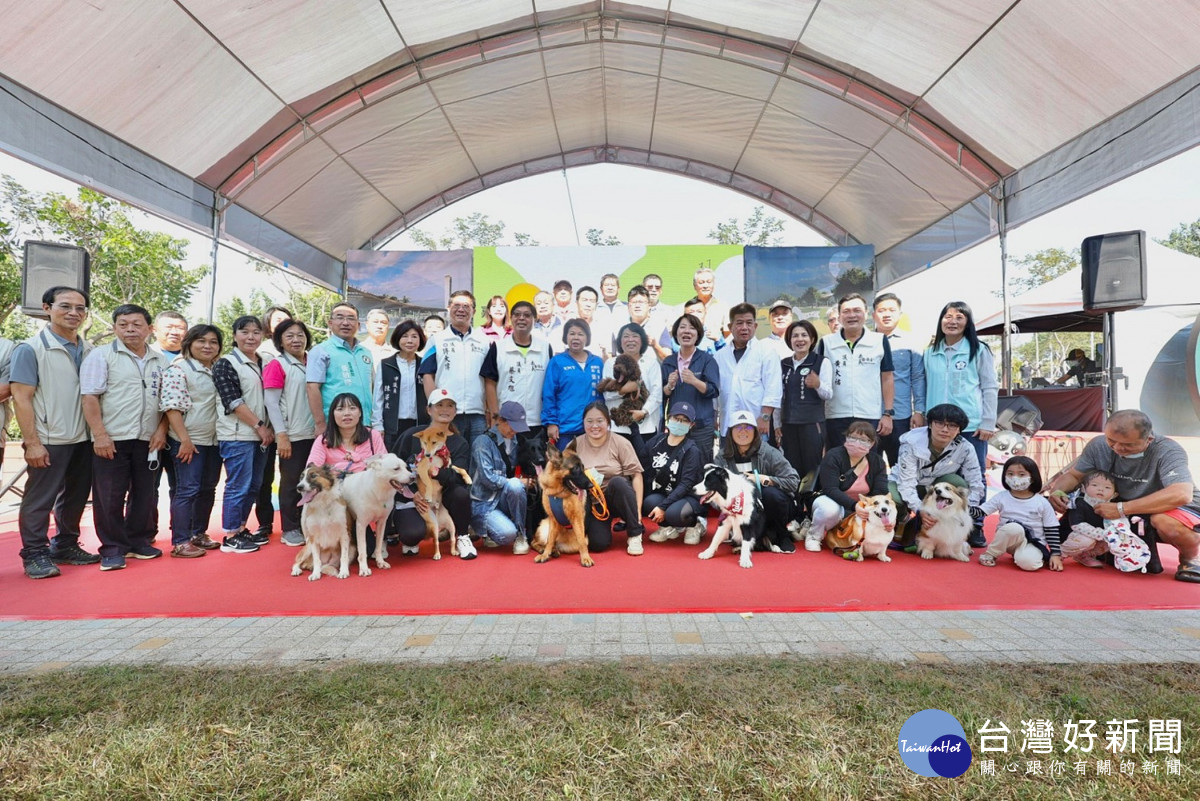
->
[806,422,889,552]
[644,402,706,545]
[568,401,645,554]
[470,401,534,555]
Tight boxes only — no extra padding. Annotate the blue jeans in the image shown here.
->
[169,439,222,545]
[964,431,989,477]
[470,478,527,545]
[455,413,488,469]
[219,440,266,533]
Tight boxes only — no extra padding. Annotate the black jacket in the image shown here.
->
[817,446,889,515]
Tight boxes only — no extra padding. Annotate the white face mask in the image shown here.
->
[1119,450,1146,460]
[1006,475,1031,491]
[666,420,691,437]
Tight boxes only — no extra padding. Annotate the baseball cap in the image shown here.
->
[498,401,530,433]
[768,299,791,312]
[427,387,457,407]
[668,402,696,422]
[729,410,758,428]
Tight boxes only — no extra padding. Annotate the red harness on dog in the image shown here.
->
[719,491,745,521]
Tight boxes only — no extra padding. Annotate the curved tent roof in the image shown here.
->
[2,1,1199,289]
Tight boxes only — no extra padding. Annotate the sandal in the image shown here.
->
[978,553,997,567]
[1175,557,1200,584]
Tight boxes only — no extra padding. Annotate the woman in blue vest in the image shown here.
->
[923,301,998,478]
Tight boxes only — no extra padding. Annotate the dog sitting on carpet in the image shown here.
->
[693,465,767,569]
[291,464,353,581]
[531,446,594,567]
[917,481,973,561]
[413,426,473,560]
[824,494,897,563]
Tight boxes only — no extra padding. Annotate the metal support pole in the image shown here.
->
[998,179,1012,394]
[1105,311,1117,416]
[206,197,222,323]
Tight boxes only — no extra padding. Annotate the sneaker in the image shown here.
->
[776,537,796,554]
[49,543,101,566]
[649,526,680,543]
[281,530,305,547]
[23,554,61,580]
[683,523,705,546]
[170,542,206,559]
[247,529,270,546]
[482,537,501,549]
[793,519,812,542]
[512,535,530,556]
[457,535,477,560]
[804,536,822,553]
[613,520,628,533]
[99,555,127,571]
[402,544,420,556]
[626,534,644,556]
[191,533,220,551]
[220,533,260,554]
[1074,554,1105,568]
[128,544,163,560]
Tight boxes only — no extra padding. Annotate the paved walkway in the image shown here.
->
[3,608,1200,673]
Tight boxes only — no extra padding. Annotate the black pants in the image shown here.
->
[276,438,315,533]
[584,476,643,551]
[780,422,824,485]
[878,416,912,468]
[760,485,794,542]
[642,493,702,527]
[91,439,160,558]
[390,484,472,546]
[687,425,715,464]
[18,441,93,559]
[252,441,277,535]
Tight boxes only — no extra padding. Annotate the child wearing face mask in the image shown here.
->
[970,456,1062,571]
[1058,469,1148,571]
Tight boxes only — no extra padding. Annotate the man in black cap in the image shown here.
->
[470,400,533,554]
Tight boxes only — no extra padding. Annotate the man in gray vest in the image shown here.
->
[10,286,99,579]
[81,304,169,571]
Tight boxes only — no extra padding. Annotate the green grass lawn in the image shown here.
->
[0,659,1196,800]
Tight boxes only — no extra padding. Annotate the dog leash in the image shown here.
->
[585,472,610,521]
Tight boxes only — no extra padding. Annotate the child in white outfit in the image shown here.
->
[972,456,1063,571]
[1059,470,1150,572]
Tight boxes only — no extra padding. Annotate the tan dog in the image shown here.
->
[824,494,897,562]
[917,481,973,561]
[414,427,473,560]
[341,453,413,576]
[531,447,594,567]
[291,464,353,580]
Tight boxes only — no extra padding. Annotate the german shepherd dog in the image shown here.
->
[516,428,549,532]
[531,446,595,567]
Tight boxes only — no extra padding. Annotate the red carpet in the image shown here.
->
[1,517,1197,620]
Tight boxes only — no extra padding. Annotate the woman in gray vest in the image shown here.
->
[213,316,274,554]
[160,325,224,558]
[263,319,316,548]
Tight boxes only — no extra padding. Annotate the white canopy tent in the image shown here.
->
[3,1,1200,290]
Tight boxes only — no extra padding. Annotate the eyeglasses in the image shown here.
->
[644,284,661,291]
[52,304,88,313]
[930,420,960,430]
[845,437,874,447]
[331,314,358,323]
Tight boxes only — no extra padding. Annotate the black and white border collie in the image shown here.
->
[693,465,768,569]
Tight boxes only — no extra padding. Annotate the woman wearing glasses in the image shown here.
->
[802,421,889,553]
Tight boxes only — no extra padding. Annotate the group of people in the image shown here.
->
[8,276,1199,584]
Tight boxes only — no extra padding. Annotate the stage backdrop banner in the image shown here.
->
[345,249,473,321]
[473,244,744,314]
[744,245,875,335]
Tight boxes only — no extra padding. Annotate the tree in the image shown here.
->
[408,212,538,249]
[1158,219,1200,258]
[585,228,622,246]
[707,205,787,246]
[1001,247,1092,382]
[1007,247,1078,295]
[214,262,340,350]
[832,266,873,299]
[0,176,208,342]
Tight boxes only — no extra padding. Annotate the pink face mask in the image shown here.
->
[843,438,872,459]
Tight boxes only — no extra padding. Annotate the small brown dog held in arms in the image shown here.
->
[414,427,473,560]
[531,446,594,567]
[596,353,648,429]
[291,464,353,580]
[824,494,897,562]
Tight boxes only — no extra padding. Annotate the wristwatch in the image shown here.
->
[882,409,895,417]
[256,419,267,428]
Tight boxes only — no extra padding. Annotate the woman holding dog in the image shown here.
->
[159,324,225,558]
[601,322,663,462]
[662,312,720,460]
[568,401,646,555]
[213,315,274,555]
[373,319,429,452]
[715,410,800,552]
[263,319,316,548]
[803,421,889,553]
[644,402,706,546]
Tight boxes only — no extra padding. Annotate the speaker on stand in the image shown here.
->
[21,241,91,319]
[1082,230,1146,415]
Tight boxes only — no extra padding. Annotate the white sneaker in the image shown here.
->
[512,535,530,555]
[401,544,420,556]
[793,519,812,542]
[683,523,705,546]
[457,535,477,560]
[804,536,822,552]
[482,537,501,549]
[626,534,644,556]
[649,526,679,543]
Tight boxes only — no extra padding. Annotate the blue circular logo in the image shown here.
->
[897,709,973,777]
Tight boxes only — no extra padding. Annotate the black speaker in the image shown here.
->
[996,395,1043,438]
[1081,230,1146,314]
[21,241,91,320]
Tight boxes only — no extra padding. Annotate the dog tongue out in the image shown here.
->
[297,488,317,506]
[936,498,950,509]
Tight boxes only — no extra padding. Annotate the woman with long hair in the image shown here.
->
[307,393,386,473]
[481,295,510,341]
[923,301,998,478]
[714,410,799,552]
[263,319,316,548]
[159,324,224,558]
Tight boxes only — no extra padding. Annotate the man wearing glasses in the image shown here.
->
[10,287,100,579]
[306,302,374,437]
[419,290,492,463]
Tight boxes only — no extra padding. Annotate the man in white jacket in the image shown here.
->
[714,303,782,437]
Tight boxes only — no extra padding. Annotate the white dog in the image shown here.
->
[917,481,973,561]
[341,454,413,577]
[291,464,352,581]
